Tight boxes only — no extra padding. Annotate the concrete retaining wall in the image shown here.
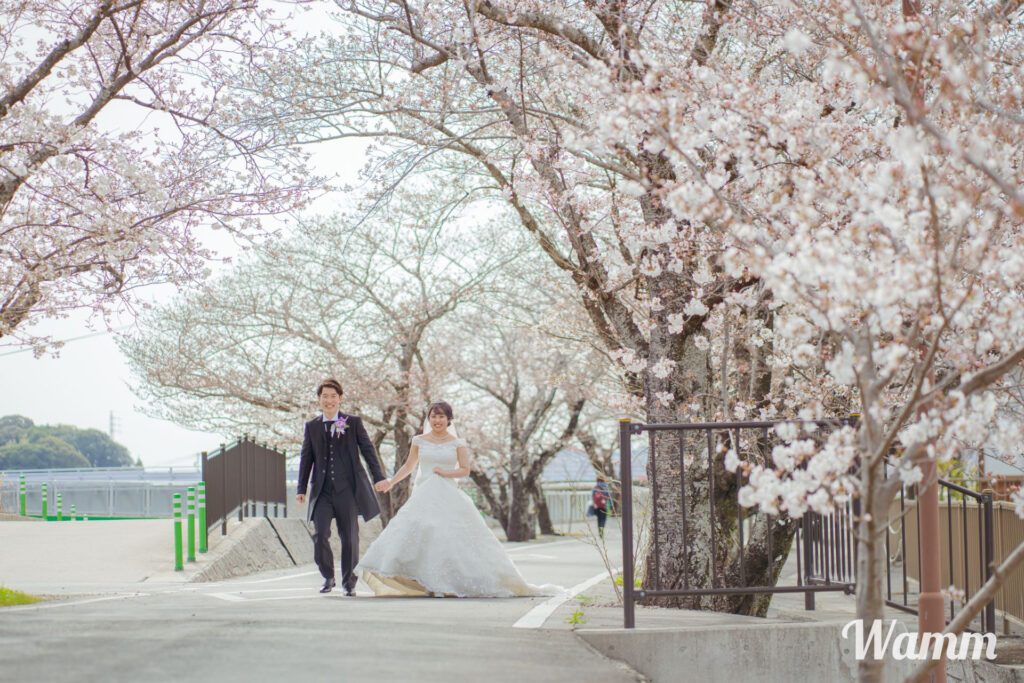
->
[191,518,294,582]
[577,622,917,682]
[191,516,384,583]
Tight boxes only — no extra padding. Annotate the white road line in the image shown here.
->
[207,591,367,603]
[505,539,580,553]
[512,567,621,629]
[201,586,313,596]
[0,593,149,613]
[221,570,320,585]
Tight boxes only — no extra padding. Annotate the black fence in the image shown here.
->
[202,435,288,535]
[619,418,856,628]
[619,418,996,632]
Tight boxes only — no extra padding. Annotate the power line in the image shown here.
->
[0,327,129,358]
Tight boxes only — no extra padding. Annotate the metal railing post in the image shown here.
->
[803,514,816,610]
[198,481,207,553]
[187,486,196,562]
[983,492,996,634]
[620,418,635,629]
[173,494,183,571]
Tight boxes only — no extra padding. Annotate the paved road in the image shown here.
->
[0,526,642,683]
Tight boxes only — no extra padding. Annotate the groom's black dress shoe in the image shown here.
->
[320,578,336,593]
[344,588,356,597]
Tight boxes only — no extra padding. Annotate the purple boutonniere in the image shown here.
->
[332,416,349,437]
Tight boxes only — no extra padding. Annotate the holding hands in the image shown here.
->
[374,479,392,493]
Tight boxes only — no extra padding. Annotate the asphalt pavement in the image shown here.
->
[0,520,643,683]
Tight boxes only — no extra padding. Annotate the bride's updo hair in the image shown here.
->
[426,401,454,426]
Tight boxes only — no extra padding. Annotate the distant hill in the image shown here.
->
[0,415,134,470]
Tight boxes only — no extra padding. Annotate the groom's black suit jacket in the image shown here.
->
[297,413,386,523]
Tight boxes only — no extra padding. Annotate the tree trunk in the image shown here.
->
[856,453,889,682]
[533,483,555,536]
[506,473,537,541]
[640,317,793,615]
[384,395,414,520]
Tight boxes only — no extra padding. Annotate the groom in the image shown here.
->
[296,378,386,595]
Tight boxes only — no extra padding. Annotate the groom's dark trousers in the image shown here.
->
[298,413,386,594]
[312,474,359,591]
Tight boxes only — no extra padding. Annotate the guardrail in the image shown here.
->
[617,418,999,634]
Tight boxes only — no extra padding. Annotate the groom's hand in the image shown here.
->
[296,494,306,504]
[374,480,390,493]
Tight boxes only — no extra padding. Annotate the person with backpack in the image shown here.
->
[590,473,612,539]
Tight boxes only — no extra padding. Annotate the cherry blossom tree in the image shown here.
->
[207,0,1024,639]
[0,0,312,346]
[222,0,783,611]
[122,190,519,513]
[564,0,1024,678]
[455,318,609,542]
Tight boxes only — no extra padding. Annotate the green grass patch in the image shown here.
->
[565,609,587,625]
[614,573,642,588]
[0,586,43,607]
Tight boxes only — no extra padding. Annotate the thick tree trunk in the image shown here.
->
[385,363,416,520]
[506,472,537,541]
[640,307,792,615]
[533,483,555,536]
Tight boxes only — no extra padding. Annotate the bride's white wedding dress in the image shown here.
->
[356,435,561,598]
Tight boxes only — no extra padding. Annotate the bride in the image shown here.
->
[356,401,561,598]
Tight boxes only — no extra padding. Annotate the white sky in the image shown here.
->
[0,313,219,469]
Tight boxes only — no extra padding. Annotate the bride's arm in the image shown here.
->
[433,445,471,478]
[386,444,419,487]
[389,446,417,483]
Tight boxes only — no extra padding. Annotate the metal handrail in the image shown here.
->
[618,418,995,632]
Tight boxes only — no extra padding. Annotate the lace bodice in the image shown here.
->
[413,436,465,485]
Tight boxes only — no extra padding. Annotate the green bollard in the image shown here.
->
[198,482,207,554]
[173,493,183,571]
[19,475,25,516]
[71,504,77,521]
[187,486,196,562]
[41,483,48,520]
[57,493,63,521]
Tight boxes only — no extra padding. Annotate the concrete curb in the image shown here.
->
[576,621,916,683]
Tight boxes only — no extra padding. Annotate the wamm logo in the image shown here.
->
[842,620,996,661]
